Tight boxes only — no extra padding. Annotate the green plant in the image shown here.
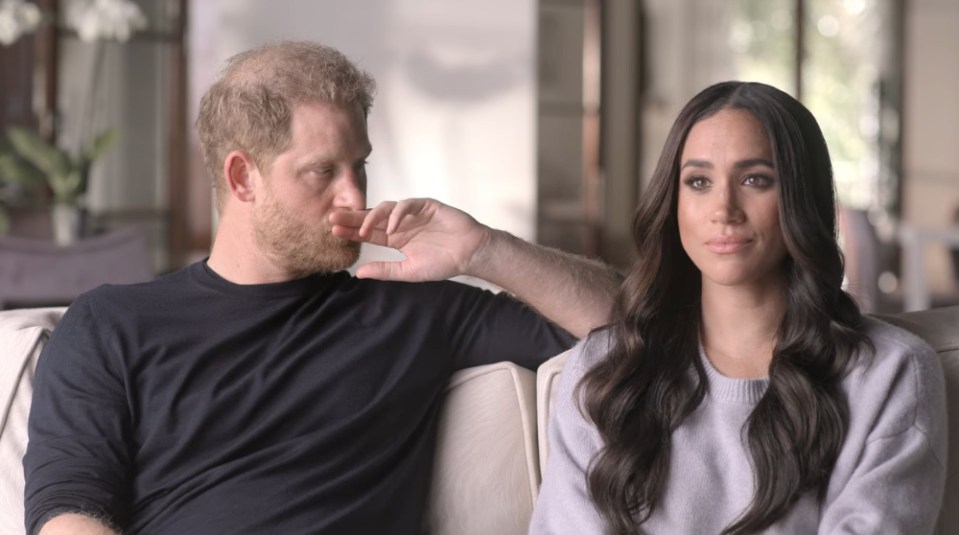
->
[5,126,117,205]
[0,136,45,234]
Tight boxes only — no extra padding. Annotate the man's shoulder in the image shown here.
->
[79,262,197,305]
[61,263,210,331]
[345,275,496,302]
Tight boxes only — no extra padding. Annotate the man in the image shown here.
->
[24,41,618,534]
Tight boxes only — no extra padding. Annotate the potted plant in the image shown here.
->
[0,0,147,244]
[0,136,44,235]
[5,126,117,244]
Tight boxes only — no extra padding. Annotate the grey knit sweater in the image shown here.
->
[531,317,947,534]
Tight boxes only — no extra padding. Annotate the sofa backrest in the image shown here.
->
[874,308,959,535]
[0,307,64,534]
[536,307,959,534]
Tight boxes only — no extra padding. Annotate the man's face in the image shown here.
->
[253,101,372,276]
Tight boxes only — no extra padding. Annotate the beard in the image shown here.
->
[253,193,360,277]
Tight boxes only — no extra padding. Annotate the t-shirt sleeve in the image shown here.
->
[529,336,607,534]
[23,295,132,534]
[436,281,577,370]
[819,336,947,535]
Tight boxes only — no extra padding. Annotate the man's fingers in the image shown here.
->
[360,201,397,237]
[386,198,433,234]
[331,224,390,246]
[386,198,425,234]
[328,209,370,228]
[355,261,412,281]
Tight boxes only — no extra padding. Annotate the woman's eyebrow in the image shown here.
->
[681,159,712,170]
[733,158,775,169]
[680,158,774,170]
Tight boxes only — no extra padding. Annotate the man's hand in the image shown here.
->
[329,198,491,281]
[331,197,620,338]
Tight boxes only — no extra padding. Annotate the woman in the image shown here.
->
[530,81,946,534]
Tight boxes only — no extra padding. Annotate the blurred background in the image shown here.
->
[0,0,956,313]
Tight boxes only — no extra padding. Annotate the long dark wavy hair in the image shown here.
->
[579,81,870,534]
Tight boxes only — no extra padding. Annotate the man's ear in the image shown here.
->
[223,150,257,202]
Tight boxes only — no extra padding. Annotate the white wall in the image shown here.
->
[903,0,959,295]
[188,0,537,267]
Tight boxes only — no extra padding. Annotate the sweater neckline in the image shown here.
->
[698,345,769,405]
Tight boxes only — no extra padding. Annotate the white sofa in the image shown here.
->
[0,306,956,534]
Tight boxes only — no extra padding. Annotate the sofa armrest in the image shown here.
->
[427,361,539,535]
[535,350,572,478]
[0,307,66,534]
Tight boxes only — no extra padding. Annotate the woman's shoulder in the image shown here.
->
[564,328,616,374]
[857,315,940,374]
[844,315,945,437]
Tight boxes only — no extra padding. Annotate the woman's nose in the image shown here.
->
[710,186,744,224]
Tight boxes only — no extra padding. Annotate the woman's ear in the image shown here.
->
[223,150,257,202]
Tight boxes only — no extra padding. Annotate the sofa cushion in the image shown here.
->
[0,307,65,534]
[428,361,539,535]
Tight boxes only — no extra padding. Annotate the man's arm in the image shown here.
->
[24,297,132,535]
[329,198,621,337]
[39,514,118,535]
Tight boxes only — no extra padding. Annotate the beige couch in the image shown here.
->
[0,306,956,534]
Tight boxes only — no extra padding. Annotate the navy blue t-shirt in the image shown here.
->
[24,261,574,534]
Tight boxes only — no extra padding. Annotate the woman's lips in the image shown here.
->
[706,236,753,254]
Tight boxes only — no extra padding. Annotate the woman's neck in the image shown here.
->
[699,279,786,379]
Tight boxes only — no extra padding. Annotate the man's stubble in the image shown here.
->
[253,191,360,277]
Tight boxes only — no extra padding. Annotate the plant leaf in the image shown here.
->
[6,127,71,179]
[87,129,119,160]
[0,154,44,187]
[0,207,9,236]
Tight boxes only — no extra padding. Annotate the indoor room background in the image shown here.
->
[0,0,956,313]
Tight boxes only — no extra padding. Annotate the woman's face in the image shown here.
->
[677,108,788,292]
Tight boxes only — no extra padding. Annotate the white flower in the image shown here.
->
[0,0,42,46]
[65,0,147,43]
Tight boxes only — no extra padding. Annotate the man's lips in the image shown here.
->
[705,236,753,254]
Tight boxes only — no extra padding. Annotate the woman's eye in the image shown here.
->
[743,174,773,188]
[683,176,709,190]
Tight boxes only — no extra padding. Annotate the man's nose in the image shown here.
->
[334,172,366,210]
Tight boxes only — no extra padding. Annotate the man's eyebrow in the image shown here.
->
[296,144,373,169]
[680,158,775,170]
[295,158,333,173]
